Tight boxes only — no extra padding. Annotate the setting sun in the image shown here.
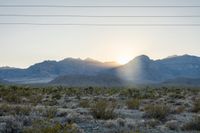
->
[117,56,132,65]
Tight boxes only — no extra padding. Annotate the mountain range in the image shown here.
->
[1,54,200,86]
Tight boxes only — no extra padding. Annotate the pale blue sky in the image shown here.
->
[0,0,200,68]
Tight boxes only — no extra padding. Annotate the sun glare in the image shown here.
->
[117,56,132,65]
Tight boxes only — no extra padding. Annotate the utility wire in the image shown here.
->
[0,23,200,26]
[0,5,200,8]
[0,14,200,17]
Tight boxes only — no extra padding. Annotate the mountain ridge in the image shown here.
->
[1,54,200,86]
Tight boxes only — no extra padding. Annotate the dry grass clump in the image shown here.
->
[192,99,200,113]
[3,93,22,103]
[43,100,58,106]
[29,95,43,106]
[44,107,57,119]
[0,104,31,116]
[168,93,185,99]
[165,120,179,131]
[182,117,200,131]
[91,99,117,120]
[126,98,140,110]
[144,104,170,120]
[173,106,185,114]
[52,93,62,100]
[13,105,32,116]
[23,120,79,133]
[79,99,90,108]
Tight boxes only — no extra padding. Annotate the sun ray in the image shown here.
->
[117,56,132,65]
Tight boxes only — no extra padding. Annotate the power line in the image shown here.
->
[0,23,200,26]
[0,5,200,8]
[0,14,200,18]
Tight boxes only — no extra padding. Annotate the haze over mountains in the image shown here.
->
[1,54,200,86]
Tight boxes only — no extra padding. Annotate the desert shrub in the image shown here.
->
[0,104,10,115]
[29,95,43,106]
[168,93,185,99]
[23,120,79,133]
[83,87,94,95]
[119,88,139,98]
[40,123,63,133]
[126,98,140,110]
[173,106,185,114]
[1,119,21,133]
[118,131,140,133]
[146,119,160,128]
[182,117,200,131]
[3,93,21,103]
[44,107,57,119]
[79,99,90,108]
[165,120,179,131]
[140,89,159,99]
[52,93,62,100]
[91,99,117,120]
[0,104,31,116]
[43,100,58,106]
[144,104,170,120]
[192,99,200,113]
[14,106,32,116]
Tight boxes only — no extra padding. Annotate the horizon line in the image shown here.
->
[0,54,199,69]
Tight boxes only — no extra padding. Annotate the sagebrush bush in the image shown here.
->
[14,105,32,116]
[23,121,79,133]
[168,93,185,99]
[174,106,185,114]
[192,99,200,113]
[45,107,57,119]
[52,93,62,100]
[126,98,140,110]
[91,99,117,120]
[79,99,90,108]
[29,95,43,106]
[43,100,58,106]
[0,104,31,116]
[182,117,200,131]
[0,104,10,115]
[3,93,22,103]
[144,104,170,120]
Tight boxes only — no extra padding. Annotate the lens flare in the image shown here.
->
[117,56,132,65]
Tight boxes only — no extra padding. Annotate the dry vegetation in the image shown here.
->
[0,84,200,133]
[126,98,140,110]
[144,104,170,120]
[91,99,117,120]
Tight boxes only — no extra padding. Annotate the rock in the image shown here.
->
[165,120,179,131]
[116,118,125,127]
[0,123,6,132]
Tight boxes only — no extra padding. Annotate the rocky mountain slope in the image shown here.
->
[0,58,119,84]
[1,54,200,86]
[115,54,200,83]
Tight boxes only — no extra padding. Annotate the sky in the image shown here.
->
[0,0,200,68]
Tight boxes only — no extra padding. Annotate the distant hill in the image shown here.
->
[163,77,200,86]
[49,74,124,87]
[115,54,200,83]
[1,54,200,86]
[0,58,119,84]
[0,78,9,84]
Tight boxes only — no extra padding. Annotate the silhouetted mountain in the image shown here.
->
[1,54,200,85]
[115,54,200,83]
[0,66,17,70]
[116,55,155,83]
[0,78,9,84]
[163,77,200,86]
[50,74,124,87]
[0,58,119,83]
